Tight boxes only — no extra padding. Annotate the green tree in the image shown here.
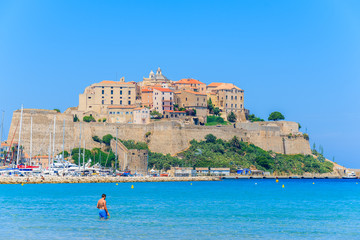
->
[207,98,214,113]
[150,110,162,119]
[268,111,285,121]
[303,133,309,140]
[92,135,102,143]
[247,114,264,122]
[54,109,60,113]
[83,115,96,122]
[102,134,113,146]
[227,112,237,122]
[205,134,217,143]
[213,107,220,116]
[73,114,79,122]
[102,118,106,122]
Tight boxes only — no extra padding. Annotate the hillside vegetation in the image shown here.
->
[72,134,333,175]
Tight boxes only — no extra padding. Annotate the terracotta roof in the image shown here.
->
[153,87,173,93]
[107,105,137,109]
[134,107,148,110]
[164,110,186,113]
[183,90,207,96]
[207,82,223,87]
[175,78,205,85]
[98,80,132,85]
[215,83,242,91]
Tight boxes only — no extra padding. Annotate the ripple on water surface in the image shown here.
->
[1,179,359,240]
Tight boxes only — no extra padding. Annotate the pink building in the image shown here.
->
[152,87,174,114]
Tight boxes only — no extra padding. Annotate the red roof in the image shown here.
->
[207,82,223,87]
[164,110,186,113]
[153,87,173,93]
[99,80,131,85]
[176,78,205,85]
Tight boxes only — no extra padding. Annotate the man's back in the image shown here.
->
[97,199,106,209]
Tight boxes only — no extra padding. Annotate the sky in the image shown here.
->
[0,0,359,167]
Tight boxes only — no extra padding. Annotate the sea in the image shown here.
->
[1,179,359,240]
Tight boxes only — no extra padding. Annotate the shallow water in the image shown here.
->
[1,179,359,239]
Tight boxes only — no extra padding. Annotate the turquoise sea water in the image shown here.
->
[1,179,359,240]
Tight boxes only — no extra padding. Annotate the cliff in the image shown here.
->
[7,109,311,157]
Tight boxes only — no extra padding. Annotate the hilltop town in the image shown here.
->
[68,67,246,125]
[3,68,345,177]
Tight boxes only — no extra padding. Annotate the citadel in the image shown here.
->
[2,68,311,172]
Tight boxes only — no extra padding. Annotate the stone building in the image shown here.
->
[110,139,148,175]
[163,110,186,119]
[174,78,206,93]
[107,105,137,123]
[133,107,150,124]
[78,78,136,115]
[141,87,153,108]
[207,83,245,122]
[140,68,171,87]
[174,90,208,119]
[152,87,174,114]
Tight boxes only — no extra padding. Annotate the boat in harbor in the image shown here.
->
[342,171,358,179]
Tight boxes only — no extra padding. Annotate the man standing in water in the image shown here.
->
[97,194,110,219]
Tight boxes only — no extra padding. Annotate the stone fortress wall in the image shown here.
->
[7,109,311,158]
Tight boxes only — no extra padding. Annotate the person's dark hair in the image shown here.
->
[102,194,106,198]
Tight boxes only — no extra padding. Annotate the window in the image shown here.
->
[226,96,228,100]
[111,90,113,94]
[240,104,243,108]
[88,97,91,99]
[102,96,104,99]
[102,90,104,94]
[186,98,187,101]
[231,104,233,108]
[111,96,113,99]
[120,100,122,105]
[111,87,113,89]
[240,96,243,100]
[102,87,104,88]
[197,97,199,101]
[231,96,233,100]
[235,104,237,108]
[120,87,122,89]
[111,100,113,105]
[235,96,237,100]
[120,91,122,95]
[102,100,104,104]
[162,97,164,100]
[128,101,131,105]
[128,91,131,95]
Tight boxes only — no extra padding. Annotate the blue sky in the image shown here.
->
[0,0,359,167]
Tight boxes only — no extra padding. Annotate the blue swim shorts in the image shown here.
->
[99,209,108,219]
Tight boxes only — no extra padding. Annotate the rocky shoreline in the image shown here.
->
[0,176,220,184]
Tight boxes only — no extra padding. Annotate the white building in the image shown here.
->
[152,87,174,114]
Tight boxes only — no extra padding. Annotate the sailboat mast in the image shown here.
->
[62,119,65,163]
[52,115,56,165]
[29,115,33,167]
[115,127,118,174]
[83,139,85,171]
[48,132,51,169]
[16,105,23,167]
[78,122,81,171]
